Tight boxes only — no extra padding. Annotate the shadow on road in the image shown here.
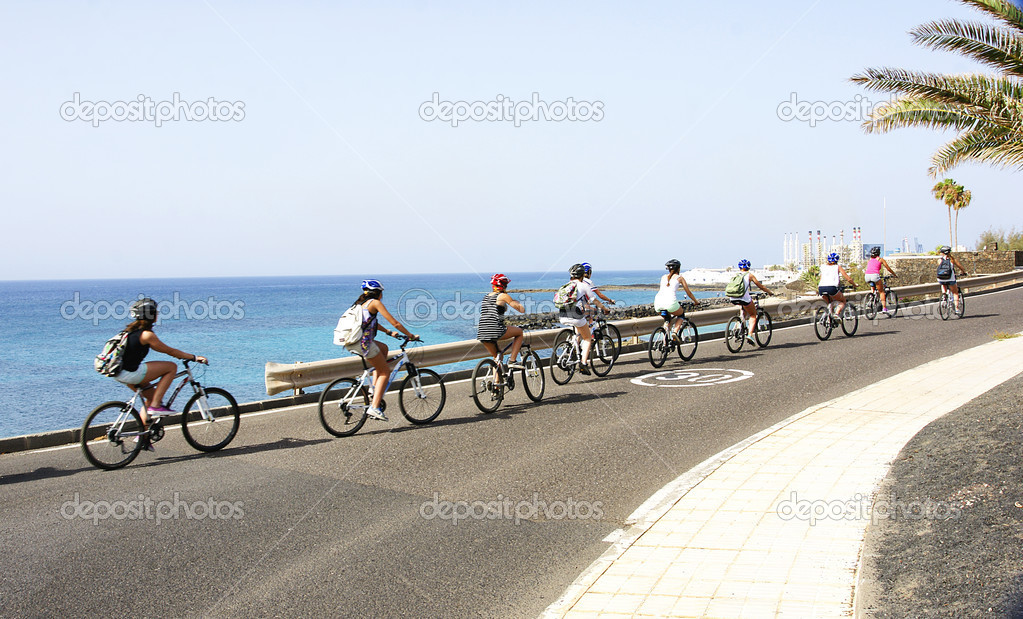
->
[0,465,93,485]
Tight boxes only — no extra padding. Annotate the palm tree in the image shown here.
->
[932,178,957,246]
[851,0,1023,177]
[953,186,973,248]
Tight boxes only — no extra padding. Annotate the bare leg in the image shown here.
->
[366,342,390,410]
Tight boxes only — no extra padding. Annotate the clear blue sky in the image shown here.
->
[0,0,1018,280]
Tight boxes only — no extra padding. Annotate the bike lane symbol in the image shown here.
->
[630,368,754,388]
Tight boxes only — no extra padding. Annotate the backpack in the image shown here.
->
[94,330,130,376]
[725,273,747,298]
[553,281,579,310]
[333,304,365,346]
[936,256,953,279]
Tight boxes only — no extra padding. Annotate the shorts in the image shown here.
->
[818,286,839,296]
[653,299,680,313]
[865,274,880,285]
[730,299,750,307]
[559,316,587,328]
[114,363,148,385]
[345,340,381,359]
[938,278,956,287]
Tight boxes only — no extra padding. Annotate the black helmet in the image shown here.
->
[569,263,586,278]
[130,297,158,321]
[665,259,681,271]
[870,247,881,258]
[940,245,951,254]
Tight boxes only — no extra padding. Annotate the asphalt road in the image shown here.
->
[2,287,1021,618]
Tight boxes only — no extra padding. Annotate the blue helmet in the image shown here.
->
[361,279,384,291]
[581,262,592,276]
[827,253,840,264]
[737,259,751,270]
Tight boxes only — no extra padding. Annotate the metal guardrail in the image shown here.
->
[264,270,1023,396]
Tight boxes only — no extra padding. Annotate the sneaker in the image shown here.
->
[365,407,388,422]
[746,335,757,345]
[507,361,525,370]
[882,306,889,314]
[133,435,155,452]
[577,364,591,376]
[148,405,175,415]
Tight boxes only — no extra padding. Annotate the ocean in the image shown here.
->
[0,270,717,439]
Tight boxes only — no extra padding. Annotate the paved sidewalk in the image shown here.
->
[544,333,1023,618]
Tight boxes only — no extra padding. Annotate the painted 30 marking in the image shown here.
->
[630,368,754,387]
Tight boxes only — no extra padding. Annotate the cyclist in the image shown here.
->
[477,274,526,371]
[818,253,857,322]
[937,245,968,307]
[731,260,773,345]
[344,280,419,421]
[559,264,609,375]
[581,261,617,338]
[864,247,898,313]
[112,298,207,450]
[654,259,701,338]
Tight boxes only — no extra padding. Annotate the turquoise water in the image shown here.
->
[0,271,717,439]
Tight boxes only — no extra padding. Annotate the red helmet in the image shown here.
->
[491,273,509,289]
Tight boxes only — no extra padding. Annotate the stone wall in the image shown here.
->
[886,251,1015,285]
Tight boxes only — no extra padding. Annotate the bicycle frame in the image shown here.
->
[135,363,210,420]
[339,347,413,411]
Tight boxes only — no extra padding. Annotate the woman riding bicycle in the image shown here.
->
[344,280,419,421]
[559,264,608,375]
[819,253,856,318]
[654,259,701,335]
[477,274,525,370]
[864,247,897,313]
[937,245,968,307]
[112,298,207,448]
[731,260,773,344]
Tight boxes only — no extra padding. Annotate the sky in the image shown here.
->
[0,0,1019,280]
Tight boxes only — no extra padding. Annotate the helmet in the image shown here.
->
[130,297,158,321]
[665,259,681,271]
[569,263,586,278]
[738,259,751,270]
[361,279,384,291]
[940,245,951,254]
[490,273,509,289]
[870,247,881,258]
[827,252,840,264]
[581,262,592,276]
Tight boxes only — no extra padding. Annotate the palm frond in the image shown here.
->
[956,0,1023,32]
[862,97,1002,134]
[911,20,1023,76]
[928,129,1023,175]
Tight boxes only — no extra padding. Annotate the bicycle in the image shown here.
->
[938,276,967,320]
[81,360,240,470]
[589,310,622,361]
[863,275,899,320]
[813,287,858,340]
[317,337,446,437]
[549,325,618,385]
[470,342,545,413]
[724,293,773,353]
[647,302,699,368]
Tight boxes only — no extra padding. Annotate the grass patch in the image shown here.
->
[993,331,1021,341]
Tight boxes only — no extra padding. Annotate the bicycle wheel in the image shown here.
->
[470,359,503,414]
[520,351,545,402]
[938,294,951,321]
[589,333,616,377]
[841,303,859,336]
[954,294,965,318]
[725,317,745,353]
[676,320,699,361]
[181,387,240,452]
[754,310,773,348]
[813,307,832,341]
[549,330,576,385]
[604,323,622,360]
[400,368,446,423]
[81,402,145,470]
[647,327,669,368]
[863,293,877,321]
[885,289,899,317]
[318,378,368,437]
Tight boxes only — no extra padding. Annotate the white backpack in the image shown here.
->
[333,304,365,346]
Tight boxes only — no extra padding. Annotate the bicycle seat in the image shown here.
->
[659,310,671,320]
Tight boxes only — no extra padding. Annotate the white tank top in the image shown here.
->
[819,264,840,287]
